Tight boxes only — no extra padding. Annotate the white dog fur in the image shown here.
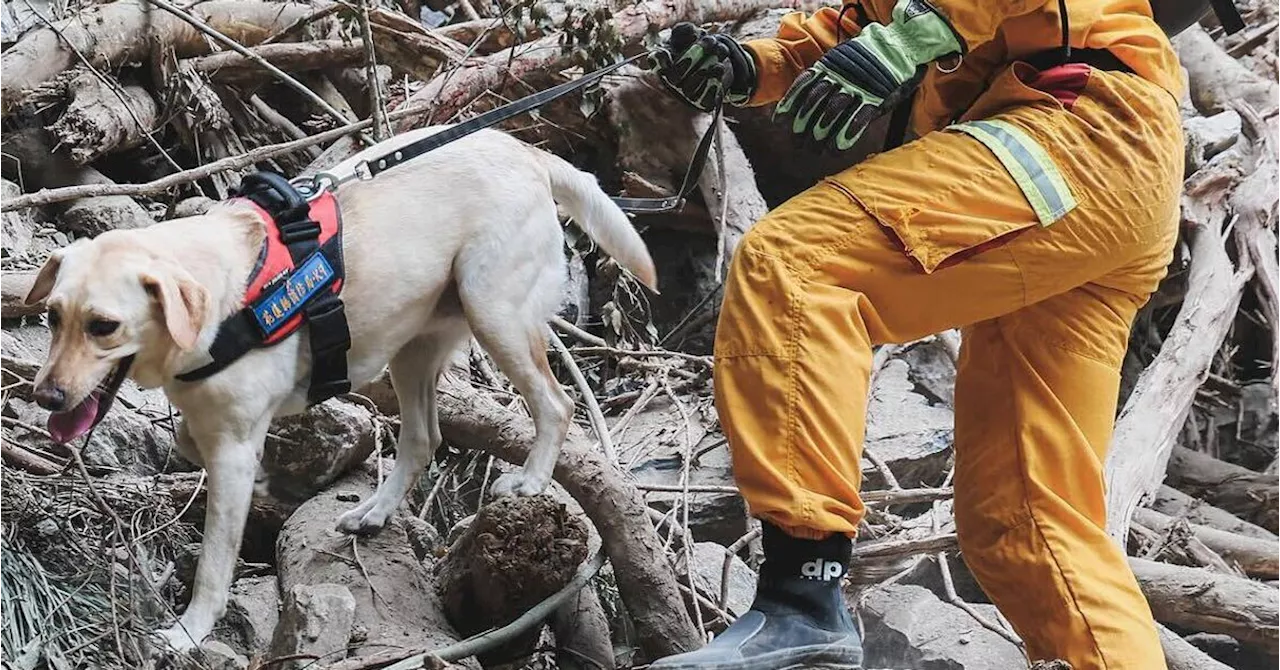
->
[23,126,658,651]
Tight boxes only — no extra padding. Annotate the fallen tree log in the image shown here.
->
[307,0,788,172]
[1166,446,1279,534]
[1103,160,1253,543]
[2,0,317,117]
[1,127,152,235]
[1135,507,1278,579]
[1157,625,1234,670]
[48,71,159,165]
[1131,557,1279,655]
[1174,25,1279,116]
[1152,485,1278,541]
[435,372,700,659]
[188,40,365,83]
[186,20,465,85]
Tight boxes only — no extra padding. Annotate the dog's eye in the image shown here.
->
[87,319,120,337]
[47,309,61,330]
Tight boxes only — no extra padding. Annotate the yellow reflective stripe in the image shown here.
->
[947,119,1077,227]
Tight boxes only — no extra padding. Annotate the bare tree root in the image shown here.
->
[48,71,159,165]
[1132,557,1279,655]
[434,373,701,659]
[1228,102,1280,385]
[551,581,616,670]
[1103,162,1253,543]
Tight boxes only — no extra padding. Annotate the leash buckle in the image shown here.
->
[353,160,373,182]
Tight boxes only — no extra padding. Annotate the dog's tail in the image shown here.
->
[535,149,659,292]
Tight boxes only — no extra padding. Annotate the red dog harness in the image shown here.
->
[176,172,351,405]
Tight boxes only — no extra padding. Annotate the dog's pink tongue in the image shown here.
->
[47,393,100,444]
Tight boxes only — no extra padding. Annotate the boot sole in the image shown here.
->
[649,645,863,670]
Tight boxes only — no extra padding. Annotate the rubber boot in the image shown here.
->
[650,522,863,670]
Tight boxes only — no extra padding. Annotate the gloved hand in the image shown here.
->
[653,23,758,112]
[774,0,963,151]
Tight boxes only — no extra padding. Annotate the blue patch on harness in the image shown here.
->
[251,252,336,335]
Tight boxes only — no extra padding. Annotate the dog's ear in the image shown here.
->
[141,267,209,350]
[24,250,64,306]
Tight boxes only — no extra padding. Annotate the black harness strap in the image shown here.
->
[177,173,351,405]
[359,50,720,214]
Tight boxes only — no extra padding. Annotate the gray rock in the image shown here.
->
[1184,110,1241,170]
[684,542,756,617]
[632,442,748,547]
[899,553,989,604]
[58,193,151,237]
[275,475,478,667]
[899,341,956,407]
[214,576,280,659]
[5,396,176,474]
[2,179,34,260]
[261,399,378,500]
[860,584,1024,669]
[864,360,954,489]
[270,583,356,669]
[198,640,249,670]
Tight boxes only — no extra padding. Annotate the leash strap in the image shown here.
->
[364,52,650,179]
[356,50,722,214]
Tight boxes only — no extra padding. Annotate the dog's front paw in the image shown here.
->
[335,502,390,535]
[490,471,549,497]
[155,623,202,654]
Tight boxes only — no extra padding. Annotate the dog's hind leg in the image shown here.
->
[336,327,467,535]
[471,312,572,497]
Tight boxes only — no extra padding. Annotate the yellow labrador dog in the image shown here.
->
[22,127,658,651]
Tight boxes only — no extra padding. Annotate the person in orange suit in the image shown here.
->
[647,0,1201,667]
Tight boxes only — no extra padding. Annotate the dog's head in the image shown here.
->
[24,231,209,443]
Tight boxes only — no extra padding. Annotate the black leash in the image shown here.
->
[338,50,722,214]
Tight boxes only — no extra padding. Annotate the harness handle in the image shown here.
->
[235,171,310,220]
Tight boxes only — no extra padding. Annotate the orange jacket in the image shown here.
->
[742,0,1184,135]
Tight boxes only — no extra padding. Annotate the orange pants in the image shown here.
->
[714,65,1181,669]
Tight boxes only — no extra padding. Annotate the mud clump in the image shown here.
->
[436,494,590,665]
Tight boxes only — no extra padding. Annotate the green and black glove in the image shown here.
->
[653,23,758,112]
[775,0,963,152]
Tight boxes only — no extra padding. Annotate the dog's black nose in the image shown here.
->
[34,385,67,412]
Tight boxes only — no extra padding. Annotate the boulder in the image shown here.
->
[860,584,1025,669]
[197,640,249,670]
[261,399,379,500]
[683,541,756,617]
[275,475,476,667]
[269,583,356,670]
[214,576,280,659]
[864,360,955,489]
